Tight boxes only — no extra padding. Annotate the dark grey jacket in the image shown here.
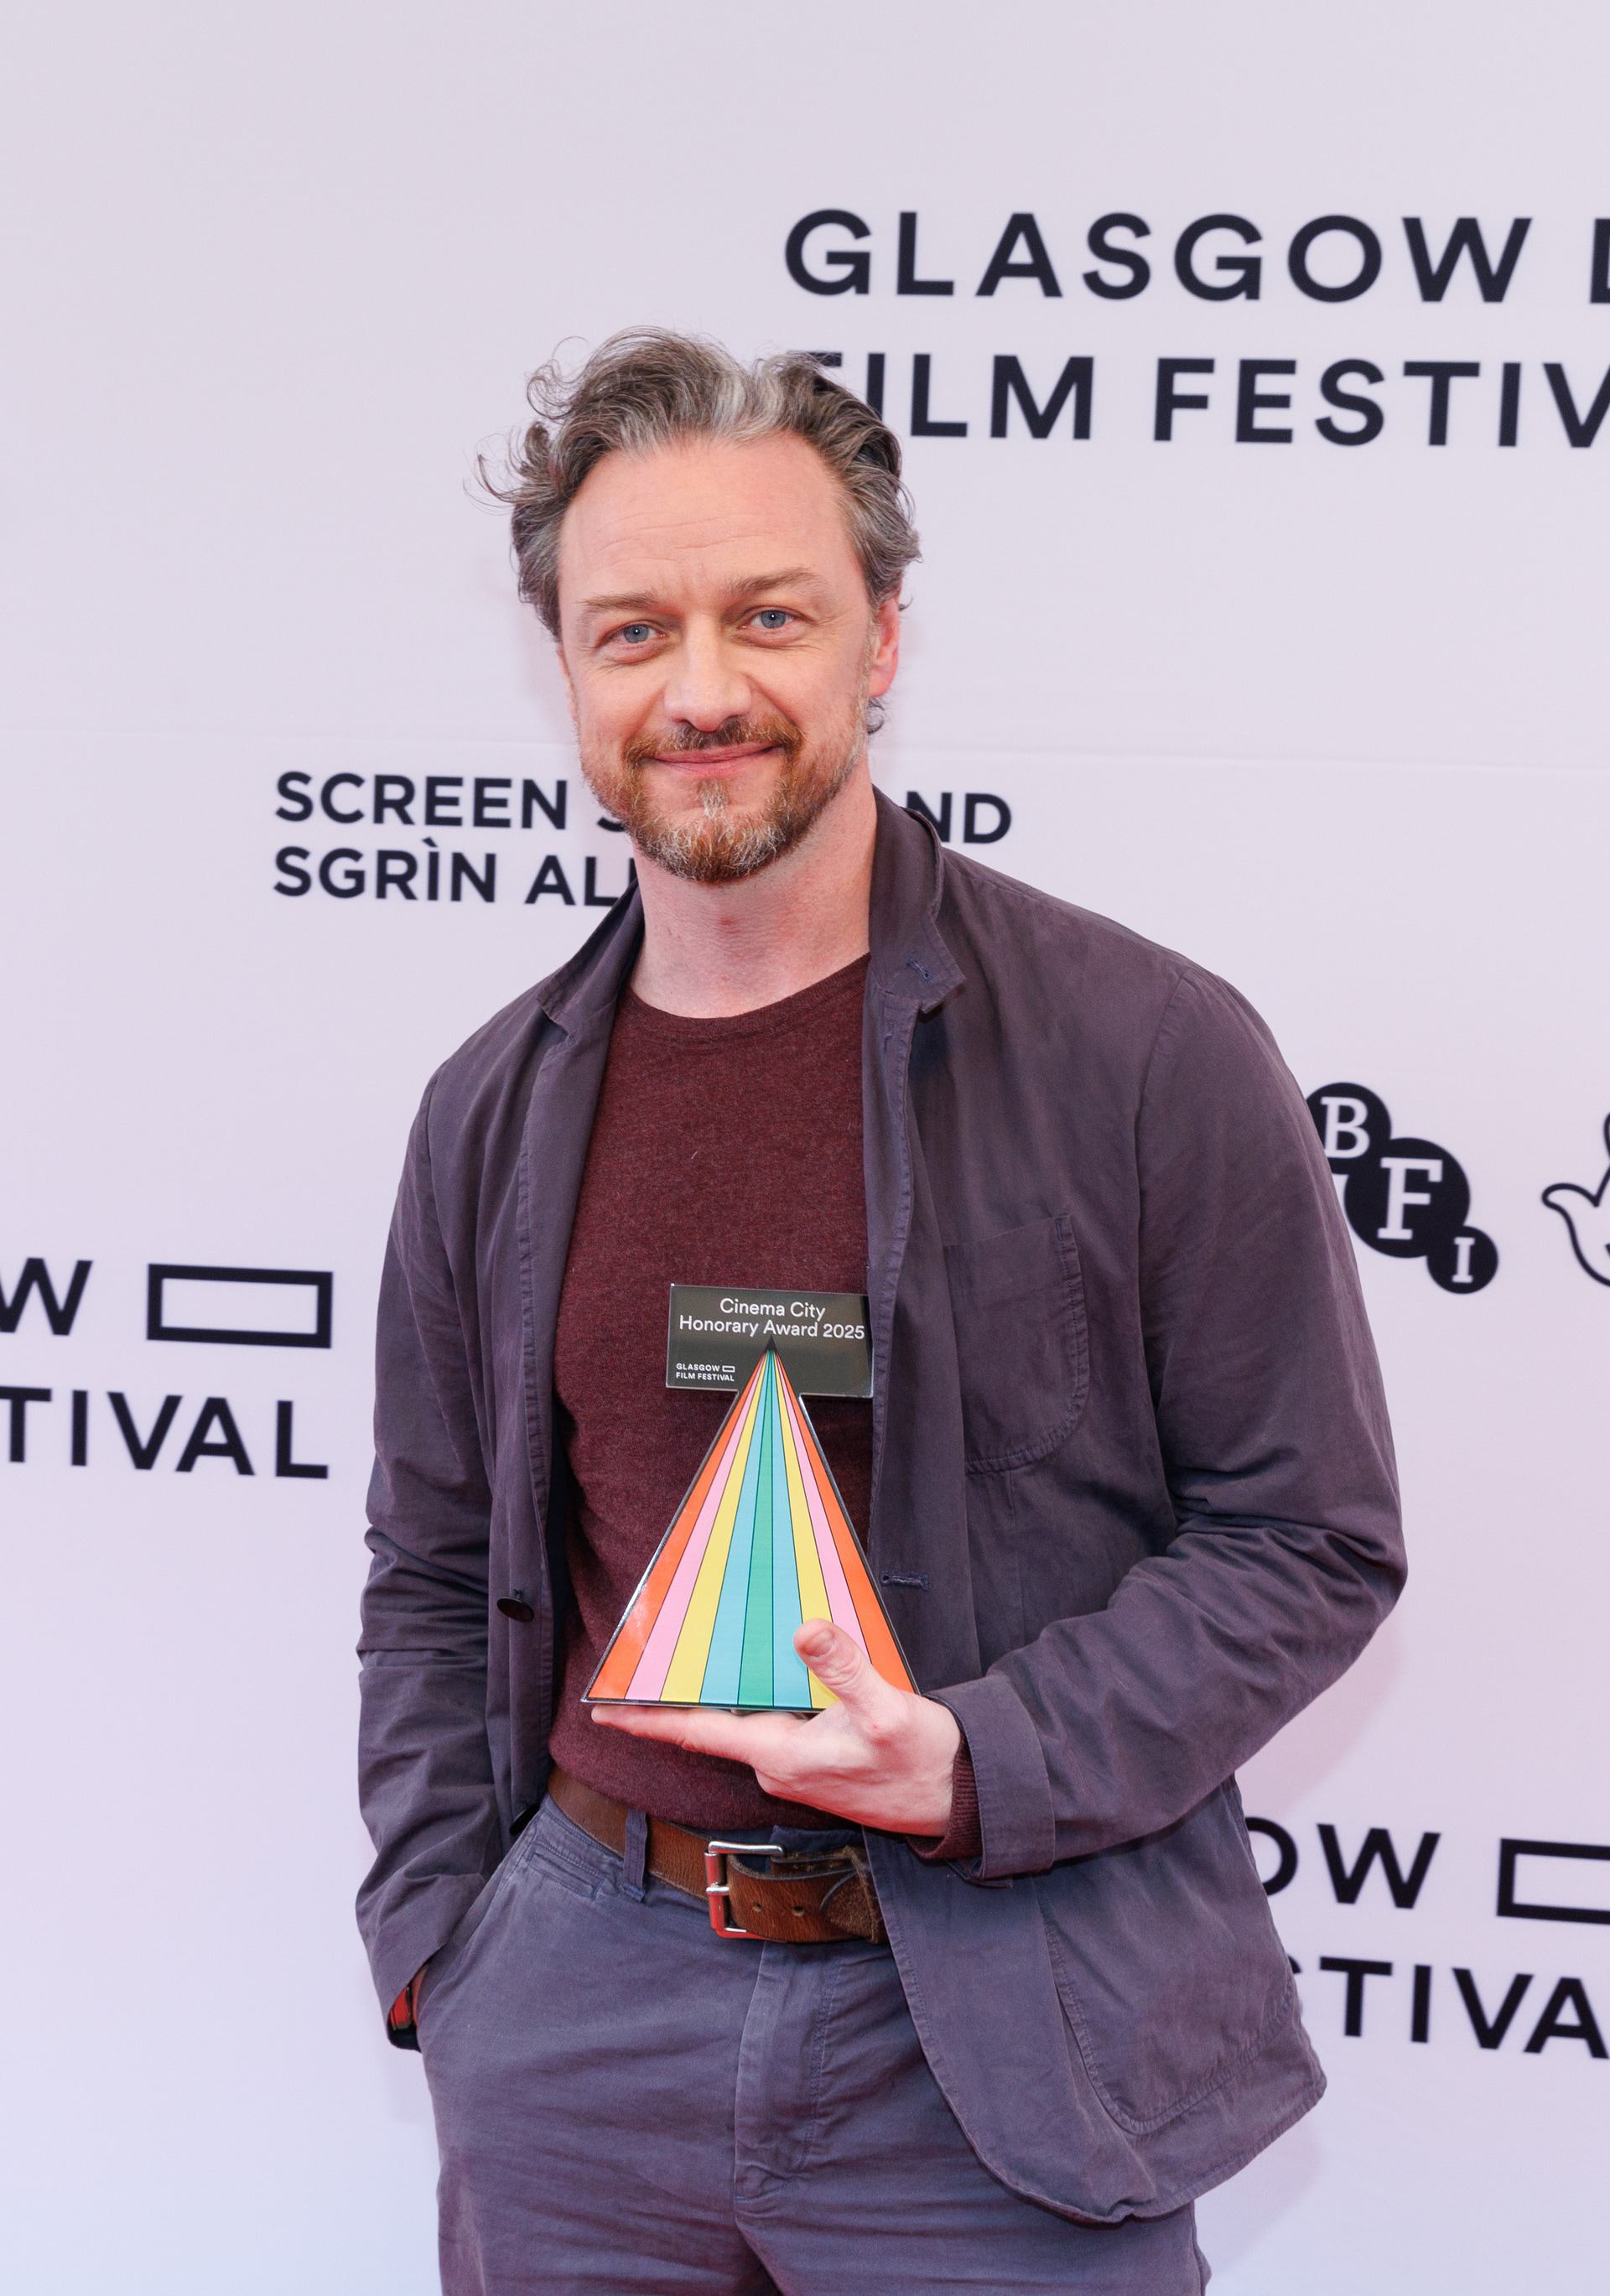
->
[357,789,1403,2223]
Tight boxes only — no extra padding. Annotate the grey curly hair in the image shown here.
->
[480,329,920,637]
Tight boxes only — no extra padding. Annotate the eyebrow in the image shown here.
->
[580,567,823,616]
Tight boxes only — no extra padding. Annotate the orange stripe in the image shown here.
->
[587,1358,766,1698]
[778,1364,916,1693]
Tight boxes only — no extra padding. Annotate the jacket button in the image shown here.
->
[496,1589,536,1623]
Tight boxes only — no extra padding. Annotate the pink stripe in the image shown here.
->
[626,1384,756,1699]
[782,1382,869,1654]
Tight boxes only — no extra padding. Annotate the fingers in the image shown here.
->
[794,1619,888,1714]
[590,1701,800,1765]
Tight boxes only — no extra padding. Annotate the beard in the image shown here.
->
[577,699,866,886]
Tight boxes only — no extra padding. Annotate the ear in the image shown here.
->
[865,593,901,699]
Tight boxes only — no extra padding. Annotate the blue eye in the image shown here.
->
[616,622,654,646]
[752,609,792,631]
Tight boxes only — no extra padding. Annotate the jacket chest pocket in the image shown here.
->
[943,1213,1089,1473]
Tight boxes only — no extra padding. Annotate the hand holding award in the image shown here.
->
[586,1296,961,1837]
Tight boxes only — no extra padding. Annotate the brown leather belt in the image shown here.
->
[547,1764,887,1945]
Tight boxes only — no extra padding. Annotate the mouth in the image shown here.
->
[645,741,783,773]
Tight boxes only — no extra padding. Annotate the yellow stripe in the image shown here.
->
[662,1377,764,1702]
[778,1382,837,1711]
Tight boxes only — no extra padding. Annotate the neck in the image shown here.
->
[627,766,877,1019]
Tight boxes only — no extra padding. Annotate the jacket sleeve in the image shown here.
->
[356,1079,503,2023]
[932,967,1405,1880]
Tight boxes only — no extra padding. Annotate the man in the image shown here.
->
[356,330,1403,2294]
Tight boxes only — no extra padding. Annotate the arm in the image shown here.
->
[932,967,1405,1878]
[356,1080,502,2039]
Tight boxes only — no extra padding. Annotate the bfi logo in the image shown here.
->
[1306,1082,1498,1293]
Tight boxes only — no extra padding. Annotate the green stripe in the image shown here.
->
[736,1360,776,1705]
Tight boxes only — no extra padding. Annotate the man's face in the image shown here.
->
[555,433,900,884]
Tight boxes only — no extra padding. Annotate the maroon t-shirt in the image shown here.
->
[549,955,875,1831]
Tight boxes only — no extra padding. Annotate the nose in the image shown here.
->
[660,618,753,733]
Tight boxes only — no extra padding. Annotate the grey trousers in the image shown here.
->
[417,1795,1211,2295]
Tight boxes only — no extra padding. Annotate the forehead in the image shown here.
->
[558,432,860,611]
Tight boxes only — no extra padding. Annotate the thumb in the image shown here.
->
[795,1618,880,1703]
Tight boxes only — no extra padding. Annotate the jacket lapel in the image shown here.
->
[863,793,979,1691]
[517,895,644,1583]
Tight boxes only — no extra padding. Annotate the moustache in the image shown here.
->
[620,715,803,771]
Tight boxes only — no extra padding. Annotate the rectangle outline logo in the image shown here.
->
[146,1264,334,1349]
[1497,1837,1610,1926]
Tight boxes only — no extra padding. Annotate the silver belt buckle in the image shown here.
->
[704,1839,783,1939]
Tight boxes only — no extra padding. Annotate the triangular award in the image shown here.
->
[584,1346,916,1712]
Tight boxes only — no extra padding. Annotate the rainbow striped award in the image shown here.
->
[585,1346,915,1713]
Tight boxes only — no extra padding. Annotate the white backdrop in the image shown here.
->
[3,6,1607,2290]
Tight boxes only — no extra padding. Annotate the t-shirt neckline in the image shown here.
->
[620,952,870,1044]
